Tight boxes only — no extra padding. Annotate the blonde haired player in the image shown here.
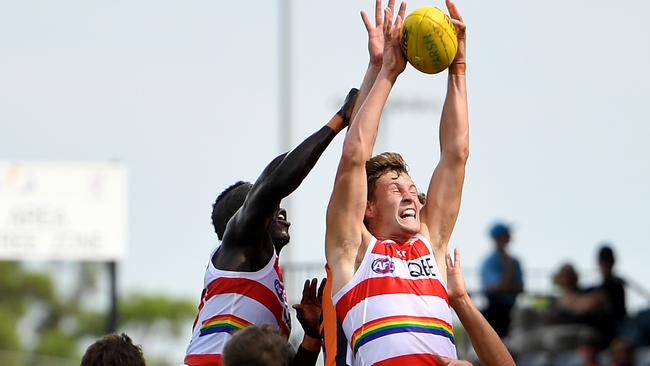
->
[324,0,468,364]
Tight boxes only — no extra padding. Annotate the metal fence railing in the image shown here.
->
[281,262,650,320]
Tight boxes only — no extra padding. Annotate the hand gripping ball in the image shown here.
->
[400,7,458,74]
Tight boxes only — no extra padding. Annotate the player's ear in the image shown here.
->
[365,200,376,220]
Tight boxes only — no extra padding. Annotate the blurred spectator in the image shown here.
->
[507,263,603,356]
[629,308,650,347]
[548,263,606,327]
[480,222,524,337]
[596,245,627,320]
[609,337,635,366]
[588,244,627,344]
[222,324,288,366]
[80,333,146,366]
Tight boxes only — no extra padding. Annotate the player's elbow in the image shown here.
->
[444,145,469,165]
[458,146,470,164]
[340,144,367,170]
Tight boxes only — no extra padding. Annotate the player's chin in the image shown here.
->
[273,231,291,247]
[398,219,420,235]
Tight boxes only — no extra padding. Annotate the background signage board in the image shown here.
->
[0,162,127,260]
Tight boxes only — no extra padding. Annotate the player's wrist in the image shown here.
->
[449,62,466,76]
[368,61,382,73]
[300,334,322,352]
[449,292,471,310]
[377,68,400,83]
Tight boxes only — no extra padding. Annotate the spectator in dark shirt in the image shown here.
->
[589,244,627,345]
[596,245,627,323]
[480,222,524,337]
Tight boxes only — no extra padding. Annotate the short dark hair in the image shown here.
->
[81,333,145,366]
[365,152,410,201]
[222,325,288,366]
[212,181,253,239]
[598,244,615,265]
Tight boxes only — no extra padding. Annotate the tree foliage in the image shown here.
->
[0,262,195,365]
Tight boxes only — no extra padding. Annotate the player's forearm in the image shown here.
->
[439,73,469,162]
[451,294,515,366]
[289,336,321,366]
[350,63,381,122]
[342,70,396,165]
[270,125,338,198]
[326,114,347,134]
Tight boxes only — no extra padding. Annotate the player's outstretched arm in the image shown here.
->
[446,249,516,366]
[223,89,358,249]
[420,0,469,267]
[351,0,387,121]
[326,2,406,294]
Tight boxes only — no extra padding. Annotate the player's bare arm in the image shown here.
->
[326,2,406,294]
[350,0,387,121]
[419,0,469,274]
[446,248,516,366]
[215,91,358,271]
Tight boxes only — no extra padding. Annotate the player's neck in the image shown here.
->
[373,230,415,244]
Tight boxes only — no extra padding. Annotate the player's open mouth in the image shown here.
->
[400,208,416,218]
[277,210,290,227]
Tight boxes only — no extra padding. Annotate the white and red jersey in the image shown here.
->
[332,234,456,366]
[184,242,291,366]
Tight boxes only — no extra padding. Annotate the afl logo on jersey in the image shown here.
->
[274,279,286,301]
[372,257,395,274]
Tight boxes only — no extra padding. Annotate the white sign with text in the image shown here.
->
[0,162,127,260]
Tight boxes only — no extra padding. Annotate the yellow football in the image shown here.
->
[400,7,458,74]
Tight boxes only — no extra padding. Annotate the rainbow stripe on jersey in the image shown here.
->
[199,314,251,337]
[350,315,454,354]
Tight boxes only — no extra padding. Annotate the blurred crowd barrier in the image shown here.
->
[283,262,650,365]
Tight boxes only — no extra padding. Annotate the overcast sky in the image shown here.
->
[2,0,649,339]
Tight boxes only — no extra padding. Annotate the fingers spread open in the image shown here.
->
[446,0,464,22]
[317,278,327,301]
[302,279,310,300]
[375,0,383,26]
[361,11,373,32]
[397,1,406,23]
[454,247,461,267]
[383,8,391,35]
[450,18,466,34]
[309,278,318,297]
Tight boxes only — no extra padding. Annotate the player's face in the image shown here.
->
[271,206,291,251]
[365,172,422,240]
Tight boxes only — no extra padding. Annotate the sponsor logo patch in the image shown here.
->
[408,257,436,278]
[371,257,395,274]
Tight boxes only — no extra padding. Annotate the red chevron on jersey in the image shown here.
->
[371,238,432,261]
[332,235,457,364]
[335,276,449,322]
[184,353,223,366]
[185,242,291,363]
[205,277,289,335]
[374,353,446,366]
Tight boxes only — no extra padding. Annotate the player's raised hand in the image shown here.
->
[445,0,466,64]
[361,0,386,68]
[292,278,326,338]
[381,1,407,75]
[445,248,469,305]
